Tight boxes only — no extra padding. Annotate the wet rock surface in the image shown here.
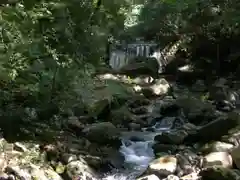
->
[129,76,240,180]
[1,74,240,180]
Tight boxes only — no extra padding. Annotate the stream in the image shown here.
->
[103,117,175,180]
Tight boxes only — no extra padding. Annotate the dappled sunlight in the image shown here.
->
[1,0,240,179]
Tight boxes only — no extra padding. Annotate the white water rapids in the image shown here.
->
[102,117,175,180]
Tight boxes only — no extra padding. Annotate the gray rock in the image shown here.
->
[153,144,177,154]
[61,153,78,164]
[137,174,160,180]
[144,155,178,178]
[129,123,141,131]
[132,75,154,85]
[155,130,188,145]
[200,141,234,154]
[68,116,84,131]
[119,57,159,78]
[199,167,240,180]
[184,112,240,143]
[165,175,180,180]
[0,173,9,180]
[191,80,206,92]
[82,122,120,146]
[142,78,170,98]
[180,172,200,180]
[203,152,232,168]
[5,163,63,180]
[14,142,28,152]
[230,146,240,170]
[176,149,201,177]
[82,155,103,170]
[66,159,98,180]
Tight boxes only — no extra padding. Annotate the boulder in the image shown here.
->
[191,80,207,92]
[200,141,234,154]
[184,112,240,143]
[131,75,154,85]
[199,167,240,180]
[82,122,121,146]
[166,175,180,180]
[175,97,215,125]
[137,174,160,180]
[221,127,240,146]
[203,152,233,168]
[142,78,170,98]
[119,57,159,78]
[66,159,98,180]
[176,149,201,176]
[88,98,112,119]
[61,153,78,164]
[153,144,177,154]
[230,146,240,169]
[5,163,63,180]
[67,116,84,132]
[144,155,178,178]
[209,78,238,111]
[180,172,200,180]
[128,123,141,130]
[154,130,188,145]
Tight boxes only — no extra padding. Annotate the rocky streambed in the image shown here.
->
[0,73,240,180]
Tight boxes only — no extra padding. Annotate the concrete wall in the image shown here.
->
[109,42,158,70]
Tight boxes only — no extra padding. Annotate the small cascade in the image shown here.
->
[102,117,175,180]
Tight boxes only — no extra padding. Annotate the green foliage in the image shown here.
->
[3,0,240,139]
[130,0,240,75]
[0,0,132,137]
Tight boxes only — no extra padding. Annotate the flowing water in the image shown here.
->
[103,117,175,180]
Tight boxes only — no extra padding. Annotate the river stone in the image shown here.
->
[199,167,240,180]
[131,106,149,115]
[180,172,200,180]
[14,142,28,152]
[146,155,177,178]
[208,78,231,103]
[184,112,240,143]
[61,153,78,164]
[176,97,213,116]
[82,122,120,146]
[200,141,234,154]
[137,174,160,180]
[5,165,30,180]
[131,75,154,85]
[165,175,179,180]
[5,163,63,180]
[0,173,8,180]
[191,80,206,92]
[154,130,188,145]
[67,116,84,132]
[119,57,159,78]
[44,167,64,180]
[142,78,170,98]
[203,152,233,168]
[66,159,98,180]
[221,127,240,146]
[153,144,177,154]
[176,154,195,176]
[230,146,240,169]
[181,123,199,134]
[82,155,102,170]
[129,123,141,130]
[176,148,201,177]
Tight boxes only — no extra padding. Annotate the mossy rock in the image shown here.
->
[200,167,240,180]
